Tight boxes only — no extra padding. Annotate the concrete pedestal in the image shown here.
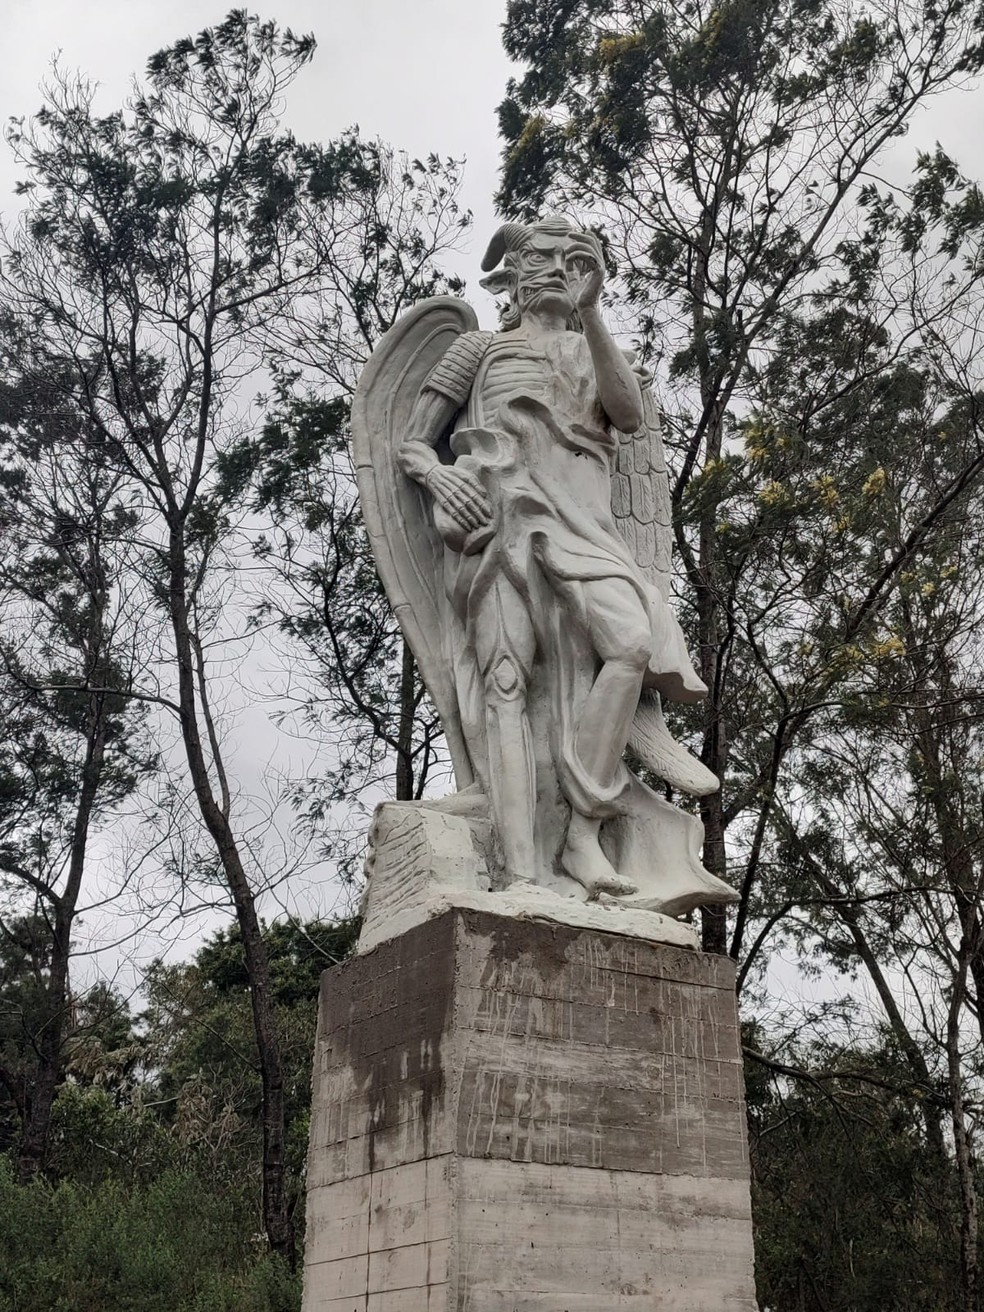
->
[301,909,756,1311]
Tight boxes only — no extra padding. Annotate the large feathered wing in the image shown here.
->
[351,296,478,788]
[611,383,673,603]
[612,386,719,797]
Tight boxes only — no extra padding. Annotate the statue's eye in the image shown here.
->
[526,251,547,265]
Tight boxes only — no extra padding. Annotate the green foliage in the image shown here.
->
[0,1156,299,1312]
[0,916,144,1163]
[44,1085,177,1189]
[140,915,358,1209]
[747,1035,962,1309]
[193,916,360,1005]
[0,910,355,1305]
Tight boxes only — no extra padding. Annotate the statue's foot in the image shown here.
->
[561,817,637,900]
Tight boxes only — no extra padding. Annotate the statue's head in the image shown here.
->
[479,215,594,330]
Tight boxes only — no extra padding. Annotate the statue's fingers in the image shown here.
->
[469,497,493,525]
[451,496,480,529]
[567,235,602,266]
[454,486,491,517]
[462,475,491,507]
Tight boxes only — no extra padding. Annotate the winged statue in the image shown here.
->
[351,215,737,917]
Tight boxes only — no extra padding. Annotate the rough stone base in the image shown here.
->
[357,801,702,955]
[302,909,756,1311]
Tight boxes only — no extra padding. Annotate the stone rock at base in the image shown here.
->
[357,799,700,955]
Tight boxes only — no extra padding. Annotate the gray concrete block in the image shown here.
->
[302,910,756,1311]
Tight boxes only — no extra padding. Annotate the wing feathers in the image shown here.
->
[611,388,672,602]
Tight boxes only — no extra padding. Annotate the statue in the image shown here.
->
[351,216,737,922]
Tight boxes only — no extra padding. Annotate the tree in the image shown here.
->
[0,910,356,1312]
[496,0,984,951]
[140,915,359,1234]
[0,10,411,1262]
[0,340,155,1179]
[237,142,469,837]
[769,424,984,1307]
[746,1028,962,1310]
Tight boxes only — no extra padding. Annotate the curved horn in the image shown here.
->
[480,222,527,272]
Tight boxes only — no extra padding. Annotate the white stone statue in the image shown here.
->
[352,215,736,942]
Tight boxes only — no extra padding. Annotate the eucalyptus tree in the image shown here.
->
[497,0,984,951]
[0,338,155,1180]
[0,10,436,1261]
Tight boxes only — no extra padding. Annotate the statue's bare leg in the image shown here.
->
[486,680,537,881]
[560,580,650,898]
[477,581,537,885]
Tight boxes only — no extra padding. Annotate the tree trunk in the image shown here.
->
[782,833,948,1157]
[696,400,730,954]
[168,526,294,1265]
[16,918,69,1180]
[17,700,106,1180]
[948,943,978,1312]
[395,639,415,801]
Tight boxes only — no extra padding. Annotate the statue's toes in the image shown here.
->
[561,839,637,901]
[589,871,638,899]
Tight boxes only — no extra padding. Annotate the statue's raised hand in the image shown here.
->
[425,464,493,534]
[566,234,604,312]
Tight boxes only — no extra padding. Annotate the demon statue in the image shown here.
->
[351,215,737,929]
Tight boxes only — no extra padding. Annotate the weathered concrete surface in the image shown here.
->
[302,910,756,1311]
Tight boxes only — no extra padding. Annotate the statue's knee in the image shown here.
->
[485,653,527,702]
[615,621,652,672]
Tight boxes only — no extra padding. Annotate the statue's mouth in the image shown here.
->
[522,281,573,304]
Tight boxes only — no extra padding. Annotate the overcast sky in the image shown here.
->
[1,0,514,269]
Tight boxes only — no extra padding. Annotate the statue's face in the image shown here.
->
[514,233,588,319]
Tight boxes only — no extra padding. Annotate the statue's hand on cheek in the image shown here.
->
[565,235,604,312]
[425,464,494,534]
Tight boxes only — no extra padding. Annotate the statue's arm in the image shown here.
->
[397,389,459,484]
[564,233,644,432]
[398,330,494,533]
[581,306,644,434]
[397,329,492,482]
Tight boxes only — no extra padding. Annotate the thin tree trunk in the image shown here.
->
[697,400,729,954]
[948,937,978,1312]
[777,823,947,1156]
[168,526,294,1265]
[395,639,415,801]
[17,702,106,1179]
